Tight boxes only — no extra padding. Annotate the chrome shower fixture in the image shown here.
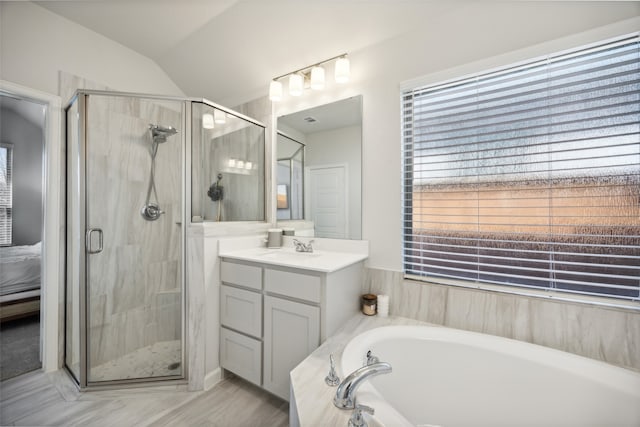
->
[141,124,178,221]
[149,124,178,144]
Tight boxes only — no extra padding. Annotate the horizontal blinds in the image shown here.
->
[402,36,640,301]
[0,143,13,245]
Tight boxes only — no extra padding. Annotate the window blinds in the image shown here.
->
[402,36,640,302]
[0,143,13,246]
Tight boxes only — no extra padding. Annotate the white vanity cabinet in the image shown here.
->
[219,262,263,387]
[218,255,364,402]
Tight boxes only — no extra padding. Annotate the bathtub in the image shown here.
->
[341,325,640,427]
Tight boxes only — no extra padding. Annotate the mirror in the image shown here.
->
[277,96,362,239]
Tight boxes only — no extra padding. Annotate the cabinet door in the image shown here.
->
[220,327,262,386]
[263,295,320,401]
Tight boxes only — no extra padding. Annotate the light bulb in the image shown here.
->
[289,74,303,96]
[310,66,325,90]
[228,158,236,168]
[202,113,214,129]
[335,57,350,84]
[244,161,253,170]
[237,160,245,169]
[214,110,226,124]
[269,80,283,102]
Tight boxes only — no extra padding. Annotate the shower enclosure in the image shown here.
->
[65,90,265,389]
[276,132,304,220]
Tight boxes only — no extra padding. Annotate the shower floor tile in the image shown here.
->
[89,340,182,382]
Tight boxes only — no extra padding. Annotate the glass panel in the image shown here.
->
[191,102,265,222]
[65,98,81,382]
[84,95,184,382]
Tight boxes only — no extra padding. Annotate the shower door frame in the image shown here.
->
[65,90,190,390]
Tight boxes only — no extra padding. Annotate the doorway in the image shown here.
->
[0,93,46,380]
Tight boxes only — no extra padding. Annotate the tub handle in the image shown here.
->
[349,403,374,427]
[366,350,379,366]
[325,354,340,386]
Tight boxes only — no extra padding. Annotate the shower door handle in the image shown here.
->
[86,228,104,254]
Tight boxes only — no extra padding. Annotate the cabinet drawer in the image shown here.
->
[264,269,321,303]
[221,261,261,290]
[220,327,262,386]
[220,285,262,338]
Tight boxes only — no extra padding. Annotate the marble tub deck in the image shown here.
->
[0,369,288,426]
[290,314,432,427]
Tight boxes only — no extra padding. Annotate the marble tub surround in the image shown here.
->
[290,314,430,427]
[218,235,369,272]
[362,267,640,372]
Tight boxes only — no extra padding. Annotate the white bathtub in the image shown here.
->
[341,325,640,427]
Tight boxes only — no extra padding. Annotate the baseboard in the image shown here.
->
[203,367,222,391]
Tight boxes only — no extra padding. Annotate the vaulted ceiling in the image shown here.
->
[35,0,456,106]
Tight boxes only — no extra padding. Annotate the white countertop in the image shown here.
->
[218,236,369,273]
[290,314,432,427]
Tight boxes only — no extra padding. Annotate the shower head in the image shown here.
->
[149,124,178,144]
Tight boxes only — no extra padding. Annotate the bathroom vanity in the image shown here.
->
[218,237,368,401]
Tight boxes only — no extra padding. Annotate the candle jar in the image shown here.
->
[361,294,377,316]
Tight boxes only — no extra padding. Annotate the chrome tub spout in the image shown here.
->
[334,362,392,410]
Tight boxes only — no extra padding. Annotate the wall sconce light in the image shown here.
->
[202,113,214,129]
[269,53,349,102]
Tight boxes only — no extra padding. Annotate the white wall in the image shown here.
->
[273,3,640,271]
[0,2,184,101]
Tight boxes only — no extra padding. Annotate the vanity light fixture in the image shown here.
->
[289,74,304,97]
[214,109,226,124]
[310,66,325,90]
[269,53,349,101]
[334,56,350,83]
[269,80,283,102]
[202,113,214,129]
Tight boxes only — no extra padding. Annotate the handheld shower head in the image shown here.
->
[149,124,178,144]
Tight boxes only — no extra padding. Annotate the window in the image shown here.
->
[0,142,13,245]
[402,36,639,303]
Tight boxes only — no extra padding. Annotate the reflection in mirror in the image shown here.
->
[277,132,304,220]
[277,95,362,239]
[191,102,265,222]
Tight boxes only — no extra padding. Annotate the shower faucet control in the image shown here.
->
[140,203,165,221]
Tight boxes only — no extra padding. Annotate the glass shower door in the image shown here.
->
[83,94,184,384]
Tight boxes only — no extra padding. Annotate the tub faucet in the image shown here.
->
[334,362,392,410]
[293,238,314,253]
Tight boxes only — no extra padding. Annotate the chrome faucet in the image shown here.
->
[293,238,314,253]
[334,362,392,410]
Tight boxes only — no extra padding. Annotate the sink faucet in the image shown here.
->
[334,362,392,410]
[293,238,314,253]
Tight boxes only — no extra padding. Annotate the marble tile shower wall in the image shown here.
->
[363,267,640,371]
[85,95,183,368]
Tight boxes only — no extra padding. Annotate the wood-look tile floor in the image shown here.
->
[0,369,289,427]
